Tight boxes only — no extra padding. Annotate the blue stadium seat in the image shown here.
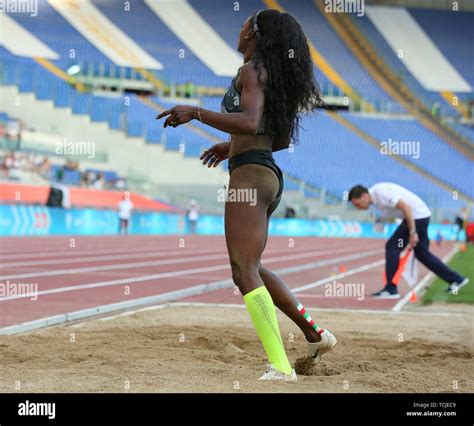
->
[0,0,470,210]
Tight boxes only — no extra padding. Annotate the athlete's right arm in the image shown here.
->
[192,64,265,135]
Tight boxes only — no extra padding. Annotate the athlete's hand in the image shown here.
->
[156,105,196,128]
[200,142,230,168]
[409,232,419,247]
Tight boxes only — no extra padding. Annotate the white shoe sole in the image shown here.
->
[372,293,400,299]
[258,368,298,382]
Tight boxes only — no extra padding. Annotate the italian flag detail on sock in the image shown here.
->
[297,303,324,334]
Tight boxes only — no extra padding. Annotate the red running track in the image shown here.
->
[0,235,455,329]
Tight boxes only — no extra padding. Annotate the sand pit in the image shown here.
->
[1,304,472,393]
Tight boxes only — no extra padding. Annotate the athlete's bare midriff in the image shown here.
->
[228,134,273,157]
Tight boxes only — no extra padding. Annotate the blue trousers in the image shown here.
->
[386,217,462,285]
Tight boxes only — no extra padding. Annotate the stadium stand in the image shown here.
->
[0,0,472,217]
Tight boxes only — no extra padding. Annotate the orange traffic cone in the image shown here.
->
[460,243,467,253]
[382,248,412,285]
[409,291,417,303]
[339,265,347,273]
[393,248,412,284]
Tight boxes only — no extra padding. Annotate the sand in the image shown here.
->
[1,303,472,393]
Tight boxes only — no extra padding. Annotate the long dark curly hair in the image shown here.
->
[251,9,323,150]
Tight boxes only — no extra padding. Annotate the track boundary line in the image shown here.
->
[164,302,467,317]
[3,296,467,335]
[392,245,460,312]
[0,279,235,335]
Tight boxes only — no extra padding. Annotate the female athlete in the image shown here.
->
[157,9,336,381]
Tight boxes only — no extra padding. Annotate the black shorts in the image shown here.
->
[228,149,284,199]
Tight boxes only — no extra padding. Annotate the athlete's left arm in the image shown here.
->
[396,200,419,247]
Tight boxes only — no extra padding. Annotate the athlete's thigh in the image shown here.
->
[225,164,279,263]
[268,195,281,217]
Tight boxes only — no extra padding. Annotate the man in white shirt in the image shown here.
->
[348,183,468,298]
[187,199,199,234]
[117,194,134,235]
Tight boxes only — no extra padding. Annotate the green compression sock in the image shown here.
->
[243,286,292,375]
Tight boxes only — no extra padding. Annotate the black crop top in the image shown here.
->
[220,67,271,135]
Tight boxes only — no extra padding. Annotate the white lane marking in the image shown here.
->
[0,246,228,267]
[1,247,462,334]
[292,260,385,293]
[0,241,359,268]
[392,246,459,312]
[0,246,377,280]
[0,241,226,260]
[0,248,381,301]
[1,237,373,259]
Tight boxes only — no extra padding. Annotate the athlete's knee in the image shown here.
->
[229,258,242,286]
[229,257,260,289]
[258,264,270,277]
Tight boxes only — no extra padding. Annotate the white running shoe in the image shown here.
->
[258,364,297,381]
[371,284,400,299]
[447,277,469,295]
[307,329,337,364]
